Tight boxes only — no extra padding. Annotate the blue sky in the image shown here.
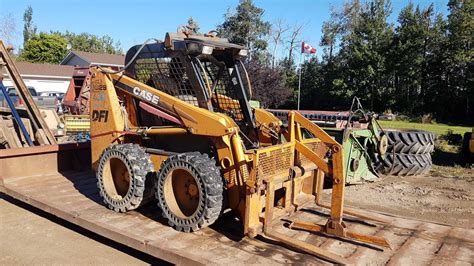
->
[0,0,449,58]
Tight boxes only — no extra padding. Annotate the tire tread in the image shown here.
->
[156,152,224,232]
[97,143,155,212]
[386,129,435,154]
[376,153,432,176]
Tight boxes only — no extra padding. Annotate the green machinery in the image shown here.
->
[324,117,387,184]
[269,99,387,184]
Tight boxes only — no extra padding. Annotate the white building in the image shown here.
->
[2,51,125,94]
[2,62,74,93]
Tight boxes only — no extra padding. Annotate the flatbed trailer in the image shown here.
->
[1,144,473,265]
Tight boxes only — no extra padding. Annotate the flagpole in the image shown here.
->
[297,51,303,110]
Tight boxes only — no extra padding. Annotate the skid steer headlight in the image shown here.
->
[238,49,248,57]
[202,45,213,55]
[187,42,200,55]
[187,42,213,55]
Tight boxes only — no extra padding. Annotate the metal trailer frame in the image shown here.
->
[1,144,473,265]
[0,41,56,146]
[0,81,33,145]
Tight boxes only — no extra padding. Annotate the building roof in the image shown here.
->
[1,61,75,78]
[61,50,125,66]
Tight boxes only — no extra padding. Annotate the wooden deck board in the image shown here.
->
[1,172,473,265]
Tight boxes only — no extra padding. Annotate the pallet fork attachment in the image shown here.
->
[260,111,390,264]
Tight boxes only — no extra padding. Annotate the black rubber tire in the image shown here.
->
[155,152,224,232]
[97,143,155,212]
[385,129,435,154]
[376,153,432,176]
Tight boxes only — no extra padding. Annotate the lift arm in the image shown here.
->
[91,68,239,137]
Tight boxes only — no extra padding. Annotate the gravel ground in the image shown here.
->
[0,194,165,265]
[336,166,474,228]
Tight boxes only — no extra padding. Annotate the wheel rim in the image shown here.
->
[102,156,131,200]
[164,168,200,218]
[379,134,388,155]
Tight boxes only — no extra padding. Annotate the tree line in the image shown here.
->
[1,6,122,64]
[217,0,472,124]
[1,1,471,123]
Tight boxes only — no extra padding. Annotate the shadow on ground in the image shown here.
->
[432,148,460,166]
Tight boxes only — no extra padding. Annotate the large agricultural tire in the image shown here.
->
[376,153,432,176]
[385,129,435,154]
[156,152,224,232]
[97,144,155,212]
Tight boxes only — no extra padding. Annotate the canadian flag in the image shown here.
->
[301,41,316,54]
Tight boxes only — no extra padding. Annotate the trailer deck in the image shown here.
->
[1,145,473,265]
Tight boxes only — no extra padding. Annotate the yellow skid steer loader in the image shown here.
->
[90,30,390,264]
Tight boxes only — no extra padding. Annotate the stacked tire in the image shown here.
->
[376,129,435,176]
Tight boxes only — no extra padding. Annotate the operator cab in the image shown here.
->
[124,31,258,146]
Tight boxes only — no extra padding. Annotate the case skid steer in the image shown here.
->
[90,31,389,263]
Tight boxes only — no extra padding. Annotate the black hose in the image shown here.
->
[94,38,161,74]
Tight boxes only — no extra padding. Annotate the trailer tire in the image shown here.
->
[156,152,224,232]
[97,144,155,212]
[385,129,435,154]
[376,153,432,176]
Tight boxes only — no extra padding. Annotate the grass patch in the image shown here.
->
[430,165,473,181]
[378,120,471,135]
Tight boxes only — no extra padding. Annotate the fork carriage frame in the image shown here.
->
[243,111,390,247]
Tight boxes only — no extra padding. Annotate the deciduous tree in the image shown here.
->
[20,32,67,63]
[245,60,292,108]
[0,13,18,47]
[58,31,122,54]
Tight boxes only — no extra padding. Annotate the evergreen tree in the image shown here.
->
[23,6,37,46]
[443,0,473,122]
[217,0,271,60]
[186,17,200,34]
[425,14,448,118]
[336,0,394,111]
[389,3,439,114]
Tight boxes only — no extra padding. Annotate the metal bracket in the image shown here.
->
[262,180,350,265]
[289,219,391,249]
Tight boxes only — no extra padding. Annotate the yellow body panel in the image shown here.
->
[90,71,125,168]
